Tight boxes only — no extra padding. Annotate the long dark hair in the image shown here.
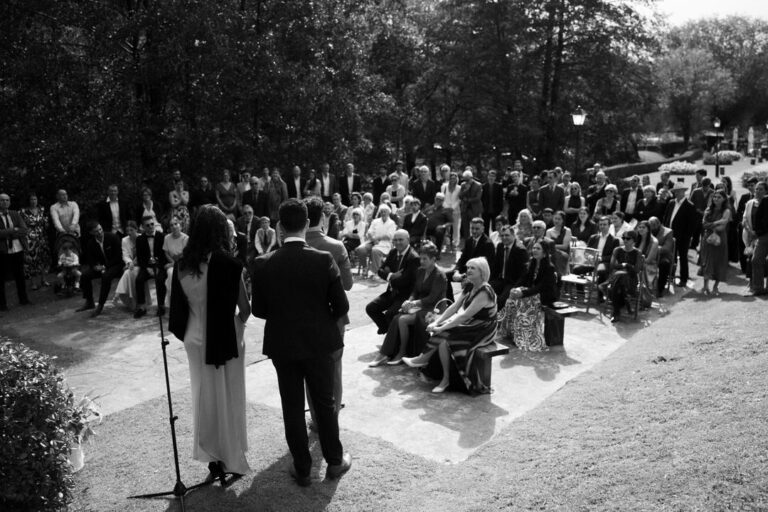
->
[179,205,229,276]
[704,189,730,223]
[637,220,653,257]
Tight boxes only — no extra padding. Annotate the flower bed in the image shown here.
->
[703,150,742,165]
[658,161,698,175]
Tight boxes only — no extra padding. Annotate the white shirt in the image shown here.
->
[670,198,684,225]
[625,188,639,214]
[293,177,302,199]
[109,200,122,233]
[367,217,396,252]
[342,219,366,238]
[597,232,609,256]
[2,212,23,254]
[50,201,80,235]
[347,175,355,196]
[321,174,331,197]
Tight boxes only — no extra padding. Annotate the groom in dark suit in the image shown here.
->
[251,199,352,486]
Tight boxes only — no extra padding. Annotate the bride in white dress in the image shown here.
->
[169,205,251,480]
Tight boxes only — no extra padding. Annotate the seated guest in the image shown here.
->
[162,216,189,305]
[545,210,572,277]
[344,192,363,223]
[603,230,643,323]
[620,175,642,221]
[322,202,341,239]
[368,242,446,367]
[235,204,258,262]
[365,230,419,334]
[489,215,507,247]
[523,220,551,254]
[571,206,597,243]
[341,208,366,255]
[422,192,453,252]
[571,216,619,296]
[648,216,674,296]
[526,176,542,218]
[636,220,659,290]
[634,185,658,222]
[489,225,529,306]
[497,239,559,351]
[114,221,145,310]
[608,211,631,239]
[593,184,619,218]
[134,216,168,318]
[76,221,123,317]
[331,193,348,221]
[513,208,534,240]
[541,208,554,229]
[189,175,217,213]
[447,217,495,282]
[56,241,81,290]
[394,195,413,226]
[386,173,407,208]
[355,204,397,276]
[254,216,277,255]
[362,192,376,225]
[402,198,428,246]
[403,257,498,394]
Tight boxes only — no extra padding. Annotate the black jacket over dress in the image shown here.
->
[520,257,558,306]
[170,252,244,367]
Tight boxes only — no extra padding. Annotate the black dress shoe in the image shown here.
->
[206,461,227,486]
[289,467,311,487]
[90,305,103,318]
[325,453,352,480]
[76,302,95,312]
[133,308,147,319]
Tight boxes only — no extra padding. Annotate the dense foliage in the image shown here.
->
[0,341,77,511]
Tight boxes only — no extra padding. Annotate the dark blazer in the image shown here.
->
[520,257,558,306]
[634,197,657,222]
[459,180,483,217]
[663,199,698,240]
[586,184,606,213]
[754,198,768,237]
[319,173,338,200]
[190,187,217,209]
[96,199,130,234]
[736,192,752,225]
[481,182,504,217]
[538,184,565,212]
[571,220,597,243]
[251,241,349,360]
[491,242,529,290]
[286,176,307,200]
[136,232,168,268]
[402,211,428,244]
[83,232,122,268]
[409,266,447,311]
[372,175,389,205]
[0,210,29,253]
[586,233,619,265]
[235,216,259,248]
[169,252,243,366]
[338,174,362,206]
[412,179,438,207]
[241,188,269,218]
[377,245,419,300]
[455,233,495,274]
[620,188,642,218]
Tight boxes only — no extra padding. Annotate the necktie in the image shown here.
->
[397,252,405,271]
[502,246,509,279]
[4,214,11,251]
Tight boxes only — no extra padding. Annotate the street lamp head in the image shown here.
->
[713,117,721,129]
[571,106,587,127]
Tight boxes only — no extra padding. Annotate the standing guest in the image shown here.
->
[571,207,597,244]
[251,199,351,486]
[593,184,620,218]
[168,180,191,233]
[526,175,542,219]
[266,168,289,226]
[605,230,643,323]
[190,176,217,213]
[720,175,739,263]
[688,169,706,198]
[386,173,407,209]
[745,181,768,296]
[564,182,585,227]
[286,165,306,201]
[513,209,534,240]
[402,198,428,247]
[254,216,277,256]
[134,216,168,318]
[481,170,504,235]
[440,171,462,251]
[586,171,608,213]
[497,240,558,351]
[372,165,390,206]
[648,216,675,296]
[338,163,361,206]
[412,165,438,208]
[169,204,251,483]
[663,182,698,288]
[538,170,565,212]
[393,160,410,193]
[541,208,555,229]
[235,205,258,262]
[620,175,642,222]
[318,163,338,203]
[489,225,529,307]
[241,176,269,219]
[689,178,713,250]
[76,221,123,317]
[97,184,129,238]
[235,169,252,211]
[546,210,572,277]
[656,171,673,192]
[505,170,528,225]
[736,177,758,275]
[423,193,453,253]
[216,169,239,220]
[137,188,164,233]
[304,197,354,429]
[364,230,419,334]
[634,185,658,222]
[0,193,31,310]
[304,168,321,197]
[448,218,495,282]
[341,209,366,255]
[699,190,731,295]
[20,193,51,290]
[50,189,81,237]
[489,215,507,247]
[561,171,572,190]
[459,170,483,242]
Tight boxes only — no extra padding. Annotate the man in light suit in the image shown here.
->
[251,199,351,486]
[304,197,353,429]
[0,193,30,311]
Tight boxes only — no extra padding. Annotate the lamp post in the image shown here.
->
[571,106,587,183]
[713,117,721,178]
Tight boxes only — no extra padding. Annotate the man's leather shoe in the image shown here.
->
[90,305,103,318]
[76,303,95,312]
[325,453,352,480]
[133,308,147,319]
[289,467,311,487]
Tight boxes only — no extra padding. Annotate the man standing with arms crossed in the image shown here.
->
[251,199,352,487]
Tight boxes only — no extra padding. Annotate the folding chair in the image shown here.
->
[560,246,600,313]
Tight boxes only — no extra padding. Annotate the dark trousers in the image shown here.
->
[272,355,343,476]
[482,212,500,235]
[673,234,692,285]
[426,225,447,252]
[80,264,122,306]
[365,291,404,333]
[0,252,28,308]
[657,259,672,295]
[136,266,168,306]
[690,213,703,250]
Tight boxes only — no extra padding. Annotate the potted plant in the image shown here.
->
[66,392,102,472]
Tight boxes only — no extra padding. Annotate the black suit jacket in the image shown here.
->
[634,197,657,222]
[491,243,529,289]
[538,184,565,212]
[241,189,269,218]
[338,174,362,205]
[412,180,438,206]
[586,233,620,265]
[377,246,419,300]
[96,200,130,234]
[481,182,504,216]
[83,232,123,268]
[372,176,389,205]
[620,188,642,217]
[754,198,768,237]
[136,233,168,268]
[319,173,338,200]
[251,241,349,360]
[663,199,698,240]
[286,177,307,200]
[455,234,495,274]
[402,212,428,243]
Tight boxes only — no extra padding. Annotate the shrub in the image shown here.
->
[658,161,698,175]
[741,170,768,188]
[703,150,742,165]
[0,341,76,511]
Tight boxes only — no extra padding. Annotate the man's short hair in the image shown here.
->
[747,177,759,185]
[86,220,100,233]
[304,196,324,228]
[279,199,308,232]
[696,169,707,176]
[701,178,712,187]
[411,198,421,207]
[598,216,611,224]
[141,215,155,225]
[470,217,485,226]
[434,192,445,200]
[612,211,625,221]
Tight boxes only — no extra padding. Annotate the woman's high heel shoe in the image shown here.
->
[432,382,449,393]
[403,356,428,368]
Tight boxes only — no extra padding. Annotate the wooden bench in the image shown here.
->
[542,302,580,347]
[473,342,510,389]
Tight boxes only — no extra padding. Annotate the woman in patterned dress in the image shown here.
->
[168,180,191,233]
[20,193,51,290]
[498,239,559,351]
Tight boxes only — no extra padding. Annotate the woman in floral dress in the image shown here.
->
[20,193,51,290]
